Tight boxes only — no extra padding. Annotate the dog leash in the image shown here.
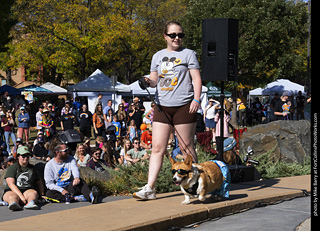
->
[138,77,195,159]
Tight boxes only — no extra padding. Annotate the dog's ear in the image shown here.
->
[184,155,193,167]
[169,156,176,166]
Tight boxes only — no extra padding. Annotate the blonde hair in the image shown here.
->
[96,136,104,143]
[122,139,132,155]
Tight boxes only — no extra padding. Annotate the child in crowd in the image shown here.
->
[95,136,104,149]
[128,120,137,142]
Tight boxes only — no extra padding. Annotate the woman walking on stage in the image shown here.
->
[133,20,202,200]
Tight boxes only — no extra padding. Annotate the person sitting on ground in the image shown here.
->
[44,143,99,204]
[74,143,91,167]
[86,147,109,172]
[2,146,44,211]
[125,137,149,165]
[32,135,48,161]
[96,136,104,149]
[119,139,132,165]
[101,141,122,168]
[140,127,152,149]
[222,138,242,165]
[6,155,16,167]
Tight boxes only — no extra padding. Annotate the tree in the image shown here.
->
[0,0,17,85]
[181,0,309,88]
[3,0,186,85]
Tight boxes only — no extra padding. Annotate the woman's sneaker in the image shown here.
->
[133,184,156,200]
[24,200,39,210]
[8,202,22,211]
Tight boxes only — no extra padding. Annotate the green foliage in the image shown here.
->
[86,145,310,196]
[240,145,311,179]
[180,0,310,88]
[1,0,186,84]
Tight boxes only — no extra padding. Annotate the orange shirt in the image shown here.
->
[141,131,152,145]
[93,113,104,128]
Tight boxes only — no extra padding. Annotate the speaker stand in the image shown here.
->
[219,81,225,161]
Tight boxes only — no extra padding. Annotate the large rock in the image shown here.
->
[239,120,311,164]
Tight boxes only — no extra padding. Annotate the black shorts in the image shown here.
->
[153,101,197,126]
[1,188,32,200]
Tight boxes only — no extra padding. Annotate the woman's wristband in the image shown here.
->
[193,99,201,104]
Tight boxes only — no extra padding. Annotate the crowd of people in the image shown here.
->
[0,88,312,210]
[0,92,156,168]
[0,92,157,210]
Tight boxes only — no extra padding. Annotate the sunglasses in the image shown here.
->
[20,155,30,159]
[94,152,101,155]
[165,33,185,39]
[134,142,140,144]
[60,148,69,152]
[172,169,190,175]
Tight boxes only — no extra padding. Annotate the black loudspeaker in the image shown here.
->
[201,18,239,81]
[59,129,82,144]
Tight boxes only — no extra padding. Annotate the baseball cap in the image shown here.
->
[282,91,289,97]
[7,155,14,162]
[17,146,31,156]
[223,138,237,152]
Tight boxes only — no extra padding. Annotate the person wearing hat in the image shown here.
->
[6,155,15,167]
[39,108,54,140]
[274,91,292,120]
[2,146,44,211]
[17,106,30,144]
[220,138,242,165]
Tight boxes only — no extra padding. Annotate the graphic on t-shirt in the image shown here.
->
[282,103,290,113]
[57,167,71,187]
[159,57,181,91]
[16,171,32,188]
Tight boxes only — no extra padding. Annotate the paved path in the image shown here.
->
[0,175,311,231]
[181,196,310,231]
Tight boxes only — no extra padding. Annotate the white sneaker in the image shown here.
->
[133,184,156,200]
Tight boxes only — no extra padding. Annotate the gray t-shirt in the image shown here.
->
[150,48,200,107]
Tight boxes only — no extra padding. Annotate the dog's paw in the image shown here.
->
[198,195,206,202]
[181,200,191,205]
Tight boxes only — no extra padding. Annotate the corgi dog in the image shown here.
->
[169,155,230,205]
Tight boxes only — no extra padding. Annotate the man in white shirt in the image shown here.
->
[35,106,44,131]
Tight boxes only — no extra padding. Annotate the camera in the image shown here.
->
[243,146,259,165]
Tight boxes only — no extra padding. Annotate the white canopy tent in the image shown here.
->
[40,82,68,94]
[67,69,130,93]
[249,79,305,96]
[129,79,209,113]
[67,69,131,113]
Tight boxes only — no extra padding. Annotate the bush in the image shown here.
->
[85,146,215,196]
[242,145,311,179]
[85,144,310,196]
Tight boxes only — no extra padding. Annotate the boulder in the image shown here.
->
[239,120,311,164]
[79,166,111,182]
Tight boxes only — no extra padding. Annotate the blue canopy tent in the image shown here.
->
[18,84,53,93]
[0,84,21,95]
